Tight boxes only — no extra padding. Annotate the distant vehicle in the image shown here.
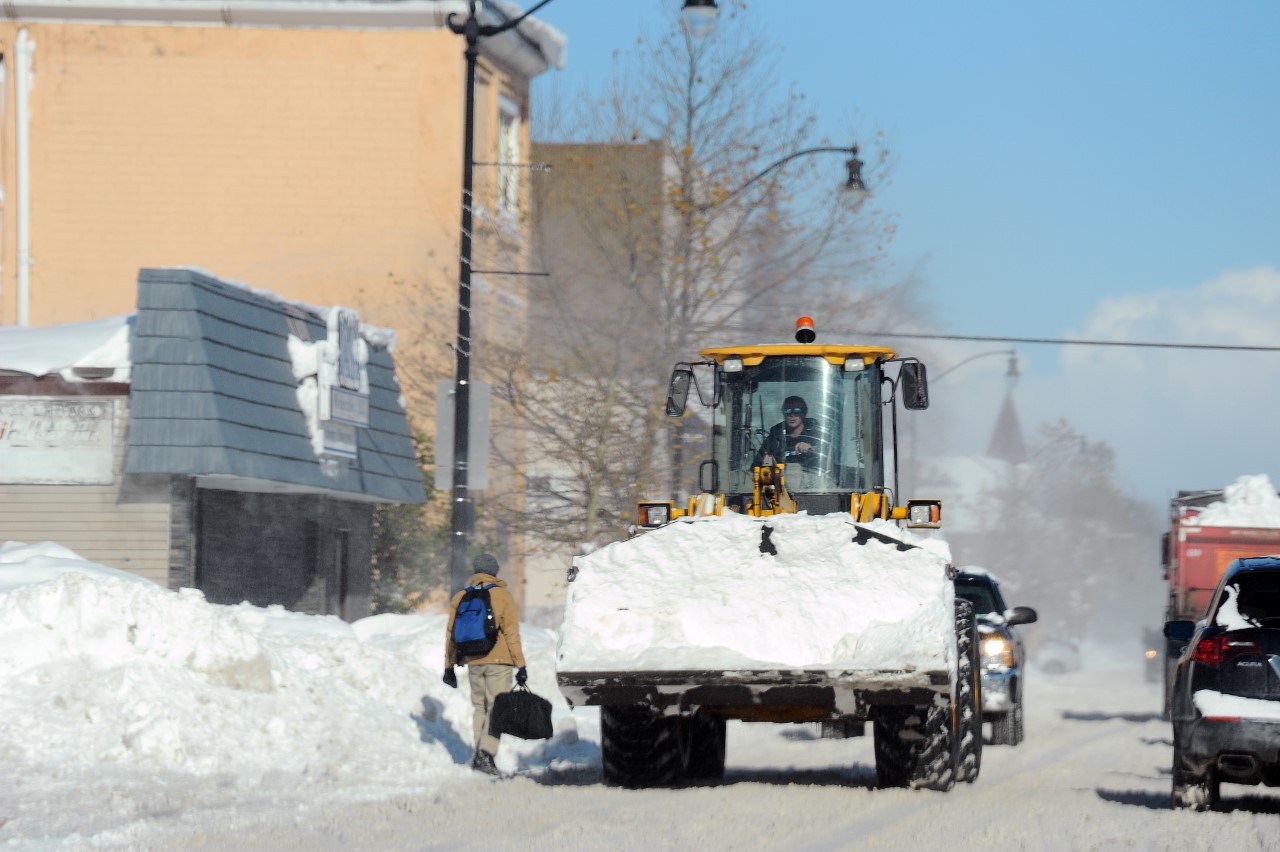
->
[1161,489,1280,717]
[1165,555,1280,810]
[1036,638,1082,675]
[953,568,1038,746]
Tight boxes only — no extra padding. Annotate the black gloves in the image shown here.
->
[515,666,528,686]
[443,667,458,689]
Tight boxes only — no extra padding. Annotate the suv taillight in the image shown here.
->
[1192,632,1263,668]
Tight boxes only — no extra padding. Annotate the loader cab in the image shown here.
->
[707,347,892,514]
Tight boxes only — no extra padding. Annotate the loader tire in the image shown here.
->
[601,705,681,788]
[955,599,983,782]
[680,712,727,781]
[872,702,954,791]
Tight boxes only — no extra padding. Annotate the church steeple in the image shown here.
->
[986,352,1025,463]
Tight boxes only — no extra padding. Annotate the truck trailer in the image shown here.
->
[1161,485,1280,717]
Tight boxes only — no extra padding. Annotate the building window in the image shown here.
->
[498,99,520,215]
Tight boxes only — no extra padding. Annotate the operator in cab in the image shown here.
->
[758,395,824,471]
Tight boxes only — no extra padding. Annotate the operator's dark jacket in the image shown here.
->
[760,417,824,464]
[444,572,526,669]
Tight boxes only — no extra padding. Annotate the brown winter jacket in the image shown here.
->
[443,573,526,669]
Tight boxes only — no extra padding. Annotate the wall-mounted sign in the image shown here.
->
[0,397,115,484]
[317,307,370,456]
[322,386,369,428]
[323,421,358,459]
[335,309,363,391]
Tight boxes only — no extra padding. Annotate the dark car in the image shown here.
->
[954,568,1039,746]
[1165,555,1280,810]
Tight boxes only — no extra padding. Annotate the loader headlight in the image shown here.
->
[905,499,942,528]
[723,357,744,373]
[637,502,671,528]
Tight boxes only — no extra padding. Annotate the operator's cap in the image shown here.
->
[473,553,500,575]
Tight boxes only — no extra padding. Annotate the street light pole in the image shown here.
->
[907,349,1018,495]
[698,144,866,212]
[445,0,720,592]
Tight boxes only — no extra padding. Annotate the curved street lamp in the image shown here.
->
[933,348,1019,383]
[698,144,866,212]
[445,0,721,592]
[905,349,1018,495]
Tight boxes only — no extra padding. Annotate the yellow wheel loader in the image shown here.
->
[555,318,981,790]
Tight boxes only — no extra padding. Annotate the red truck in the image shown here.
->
[1161,489,1280,716]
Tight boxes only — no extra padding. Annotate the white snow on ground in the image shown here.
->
[559,513,954,672]
[0,542,580,794]
[5,540,1280,849]
[1192,474,1280,528]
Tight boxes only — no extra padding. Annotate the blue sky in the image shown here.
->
[528,0,1280,507]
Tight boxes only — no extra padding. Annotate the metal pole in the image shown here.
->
[443,0,705,591]
[448,5,481,594]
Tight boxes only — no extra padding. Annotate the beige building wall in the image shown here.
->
[0,22,503,329]
[0,10,553,601]
[0,393,170,581]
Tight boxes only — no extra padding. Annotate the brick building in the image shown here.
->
[0,268,425,619]
[0,1,565,599]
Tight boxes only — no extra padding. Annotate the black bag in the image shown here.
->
[488,684,554,740]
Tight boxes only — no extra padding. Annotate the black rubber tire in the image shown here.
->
[600,705,681,788]
[991,700,1024,747]
[955,600,983,782]
[991,711,1011,746]
[872,706,915,788]
[1170,738,1219,811]
[1012,698,1025,745]
[681,712,727,781]
[872,702,955,791]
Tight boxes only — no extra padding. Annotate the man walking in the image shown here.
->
[442,553,527,775]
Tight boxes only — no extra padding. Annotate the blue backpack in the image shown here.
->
[453,583,499,658]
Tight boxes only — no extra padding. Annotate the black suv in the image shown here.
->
[954,568,1038,746]
[1165,555,1280,810]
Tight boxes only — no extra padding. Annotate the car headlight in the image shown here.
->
[982,635,1015,667]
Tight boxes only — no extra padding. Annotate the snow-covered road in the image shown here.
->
[4,547,1276,851]
[108,664,1278,852]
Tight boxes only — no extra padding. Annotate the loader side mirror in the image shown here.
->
[666,366,693,416]
[900,362,929,411]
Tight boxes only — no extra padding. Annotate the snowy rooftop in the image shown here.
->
[0,315,133,382]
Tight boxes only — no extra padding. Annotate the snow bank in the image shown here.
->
[1194,474,1280,528]
[557,513,955,673]
[0,542,580,784]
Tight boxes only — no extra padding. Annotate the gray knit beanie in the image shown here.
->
[473,553,500,575]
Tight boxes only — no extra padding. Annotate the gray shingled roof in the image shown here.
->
[124,268,425,504]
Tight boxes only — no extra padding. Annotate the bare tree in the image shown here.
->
[487,1,912,556]
[964,419,1161,644]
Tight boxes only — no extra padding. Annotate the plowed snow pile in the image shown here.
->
[0,541,580,784]
[1193,473,1280,527]
[557,513,954,674]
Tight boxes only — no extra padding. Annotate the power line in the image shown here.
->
[845,330,1280,353]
